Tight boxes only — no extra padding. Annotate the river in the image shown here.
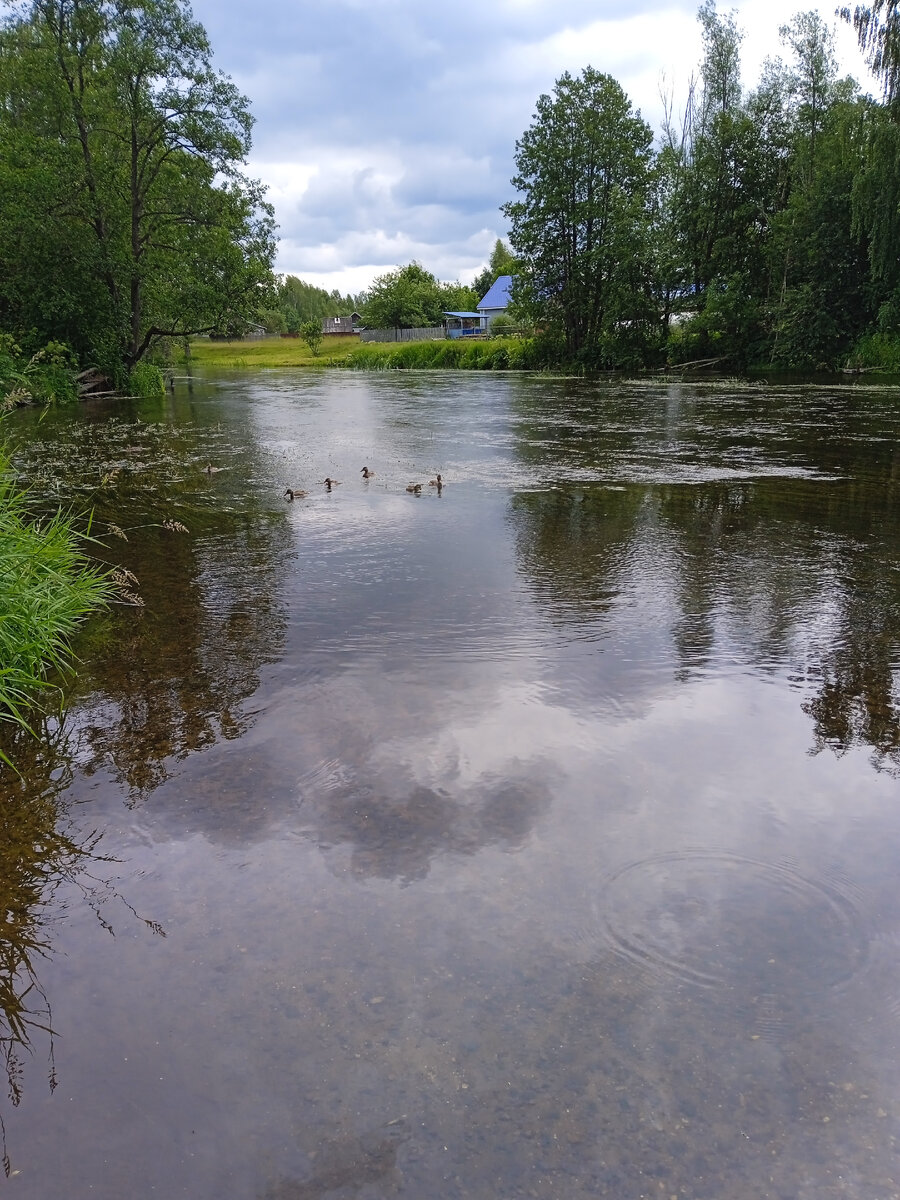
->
[2,369,900,1198]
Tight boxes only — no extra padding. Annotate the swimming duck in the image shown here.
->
[284,487,308,501]
[205,464,226,474]
[428,474,443,487]
[323,477,341,489]
[406,482,423,494]
[361,466,375,479]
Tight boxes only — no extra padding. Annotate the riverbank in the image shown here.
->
[184,332,900,378]
[184,333,537,370]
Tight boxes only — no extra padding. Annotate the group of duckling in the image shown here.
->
[284,468,442,502]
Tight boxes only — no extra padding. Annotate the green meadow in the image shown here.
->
[185,334,376,368]
[186,334,538,370]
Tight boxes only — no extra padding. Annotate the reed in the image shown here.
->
[0,442,115,757]
[340,337,540,371]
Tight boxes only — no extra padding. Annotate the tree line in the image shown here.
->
[0,0,276,388]
[504,1,900,372]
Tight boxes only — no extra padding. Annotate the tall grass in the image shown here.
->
[0,442,115,755]
[845,331,900,373]
[185,334,546,371]
[341,337,541,371]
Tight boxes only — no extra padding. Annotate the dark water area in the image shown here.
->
[2,370,900,1198]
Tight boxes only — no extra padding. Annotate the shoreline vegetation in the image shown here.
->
[0,439,115,767]
[181,333,900,378]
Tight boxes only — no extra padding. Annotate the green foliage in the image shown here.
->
[361,262,443,328]
[846,330,900,370]
[490,315,516,338]
[0,338,79,407]
[839,0,900,103]
[0,0,277,374]
[275,276,361,328]
[300,320,323,357]
[258,307,287,335]
[341,337,539,371]
[503,66,656,368]
[0,439,115,750]
[473,239,519,300]
[128,362,166,397]
[359,263,477,329]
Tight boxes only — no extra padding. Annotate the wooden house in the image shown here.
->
[321,313,362,335]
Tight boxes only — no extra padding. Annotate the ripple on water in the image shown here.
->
[596,850,870,997]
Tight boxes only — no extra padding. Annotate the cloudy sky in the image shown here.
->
[187,0,874,295]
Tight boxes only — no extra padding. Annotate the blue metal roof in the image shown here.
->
[443,311,481,318]
[477,275,513,311]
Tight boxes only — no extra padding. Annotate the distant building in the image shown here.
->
[442,311,482,339]
[322,313,361,334]
[476,275,513,330]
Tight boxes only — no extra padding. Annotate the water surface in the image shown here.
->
[3,371,900,1198]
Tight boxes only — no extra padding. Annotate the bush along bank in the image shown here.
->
[0,438,116,764]
[0,335,167,408]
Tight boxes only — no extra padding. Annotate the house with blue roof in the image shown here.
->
[476,275,513,330]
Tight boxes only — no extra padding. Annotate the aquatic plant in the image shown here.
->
[0,440,116,756]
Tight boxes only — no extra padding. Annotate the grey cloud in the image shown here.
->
[187,0,701,283]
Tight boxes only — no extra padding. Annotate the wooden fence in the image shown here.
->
[359,326,445,344]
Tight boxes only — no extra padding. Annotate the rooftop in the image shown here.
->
[477,275,513,311]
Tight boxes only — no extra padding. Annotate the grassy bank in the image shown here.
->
[186,334,542,371]
[0,442,115,756]
[185,333,368,368]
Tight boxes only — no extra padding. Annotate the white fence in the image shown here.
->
[359,326,445,344]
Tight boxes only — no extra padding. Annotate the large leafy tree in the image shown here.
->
[0,0,276,372]
[503,67,655,367]
[360,262,476,329]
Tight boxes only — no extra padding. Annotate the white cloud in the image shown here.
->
[191,0,875,293]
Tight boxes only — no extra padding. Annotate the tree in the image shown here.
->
[360,262,452,329]
[300,320,322,356]
[840,0,900,102]
[275,276,362,328]
[502,67,656,366]
[0,0,276,374]
[780,11,838,186]
[473,238,518,300]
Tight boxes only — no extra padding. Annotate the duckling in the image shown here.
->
[361,466,375,479]
[428,473,443,488]
[284,487,308,501]
[323,477,341,489]
[406,482,423,494]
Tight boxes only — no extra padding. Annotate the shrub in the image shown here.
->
[0,337,79,408]
[489,315,516,338]
[300,320,323,356]
[128,361,166,397]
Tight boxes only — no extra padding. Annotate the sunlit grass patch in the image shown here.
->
[184,334,368,368]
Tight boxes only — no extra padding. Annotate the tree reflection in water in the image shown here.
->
[0,722,164,1175]
[508,471,900,774]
